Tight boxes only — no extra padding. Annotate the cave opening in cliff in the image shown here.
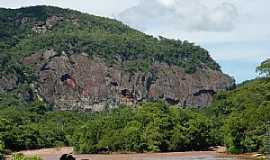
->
[121,89,129,97]
[41,63,50,71]
[165,97,180,105]
[61,74,76,89]
[121,89,134,98]
[193,90,215,96]
[110,81,118,86]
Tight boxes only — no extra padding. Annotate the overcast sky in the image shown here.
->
[0,0,269,83]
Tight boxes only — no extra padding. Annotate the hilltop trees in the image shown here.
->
[257,59,270,77]
[0,6,220,76]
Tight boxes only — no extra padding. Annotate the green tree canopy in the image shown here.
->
[0,140,4,154]
[257,58,270,77]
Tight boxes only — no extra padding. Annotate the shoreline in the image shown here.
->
[6,147,259,160]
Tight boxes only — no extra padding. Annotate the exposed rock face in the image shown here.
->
[22,50,234,111]
[0,73,18,92]
[32,16,63,33]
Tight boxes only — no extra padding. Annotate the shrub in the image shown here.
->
[12,154,42,160]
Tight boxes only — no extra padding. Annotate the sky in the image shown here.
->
[0,0,269,83]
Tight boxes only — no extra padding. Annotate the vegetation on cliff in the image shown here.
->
[257,59,270,77]
[0,5,220,75]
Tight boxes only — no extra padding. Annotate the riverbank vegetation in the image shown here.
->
[206,59,270,154]
[11,154,42,160]
[0,76,269,154]
[0,96,215,153]
[73,102,214,153]
[206,77,270,153]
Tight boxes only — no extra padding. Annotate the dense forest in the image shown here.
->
[0,94,215,154]
[0,86,269,156]
[205,59,270,153]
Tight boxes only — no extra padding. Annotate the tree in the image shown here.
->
[257,59,270,77]
[0,139,4,160]
[0,140,4,154]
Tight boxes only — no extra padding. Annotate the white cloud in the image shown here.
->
[0,0,139,17]
[208,47,269,61]
[117,0,238,32]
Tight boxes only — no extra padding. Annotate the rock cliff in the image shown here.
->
[20,50,233,111]
[0,6,234,111]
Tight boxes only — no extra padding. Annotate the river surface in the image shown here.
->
[42,154,253,160]
[17,148,255,160]
[142,158,248,160]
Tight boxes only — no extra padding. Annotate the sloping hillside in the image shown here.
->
[0,5,234,111]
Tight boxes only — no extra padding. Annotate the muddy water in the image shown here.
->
[45,154,252,160]
[18,148,254,160]
[142,158,246,160]
[42,152,253,160]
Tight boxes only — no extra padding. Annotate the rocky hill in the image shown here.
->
[0,6,234,111]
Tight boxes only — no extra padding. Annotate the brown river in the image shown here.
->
[15,147,256,160]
